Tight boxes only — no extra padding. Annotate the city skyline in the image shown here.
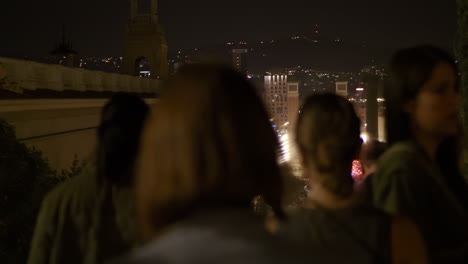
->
[0,0,457,58]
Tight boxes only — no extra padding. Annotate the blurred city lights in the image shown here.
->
[279,133,290,163]
[361,132,369,143]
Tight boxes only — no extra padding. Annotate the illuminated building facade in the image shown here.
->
[335,81,348,98]
[264,75,300,133]
[264,75,289,133]
[232,49,248,76]
[287,81,299,132]
[263,75,300,164]
[354,87,367,133]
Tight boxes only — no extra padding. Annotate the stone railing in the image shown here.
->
[133,14,153,24]
[0,57,162,94]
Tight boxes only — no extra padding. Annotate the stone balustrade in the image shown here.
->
[0,57,162,95]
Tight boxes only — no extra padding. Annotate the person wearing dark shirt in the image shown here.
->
[28,93,149,264]
[372,45,468,263]
[115,65,321,264]
[280,93,427,264]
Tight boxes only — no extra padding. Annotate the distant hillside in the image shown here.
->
[170,34,388,73]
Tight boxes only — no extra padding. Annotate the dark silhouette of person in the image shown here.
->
[28,93,149,264]
[372,45,468,263]
[280,93,427,264]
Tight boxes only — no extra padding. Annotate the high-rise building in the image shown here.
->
[352,87,367,137]
[264,75,288,133]
[287,82,299,132]
[264,75,300,135]
[232,49,248,76]
[335,81,348,98]
[264,75,301,164]
[365,77,380,140]
[378,100,385,142]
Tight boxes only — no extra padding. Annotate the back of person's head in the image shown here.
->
[361,140,387,168]
[97,92,149,186]
[385,45,459,145]
[296,93,361,199]
[136,64,283,239]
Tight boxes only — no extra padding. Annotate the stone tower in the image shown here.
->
[51,29,77,67]
[122,0,168,78]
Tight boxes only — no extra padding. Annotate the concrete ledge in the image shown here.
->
[0,98,156,170]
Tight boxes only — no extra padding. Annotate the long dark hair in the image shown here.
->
[385,45,459,145]
[385,45,468,207]
[136,64,284,239]
[296,93,361,199]
[97,92,149,186]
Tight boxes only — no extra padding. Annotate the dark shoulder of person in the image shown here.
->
[377,141,428,176]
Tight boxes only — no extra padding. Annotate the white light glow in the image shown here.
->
[361,132,369,143]
[279,133,291,163]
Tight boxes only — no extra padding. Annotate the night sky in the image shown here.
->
[0,0,457,57]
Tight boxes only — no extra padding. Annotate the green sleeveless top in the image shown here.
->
[280,205,391,264]
[372,141,468,263]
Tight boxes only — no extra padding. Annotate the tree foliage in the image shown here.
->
[456,0,468,134]
[455,0,468,181]
[0,119,84,264]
